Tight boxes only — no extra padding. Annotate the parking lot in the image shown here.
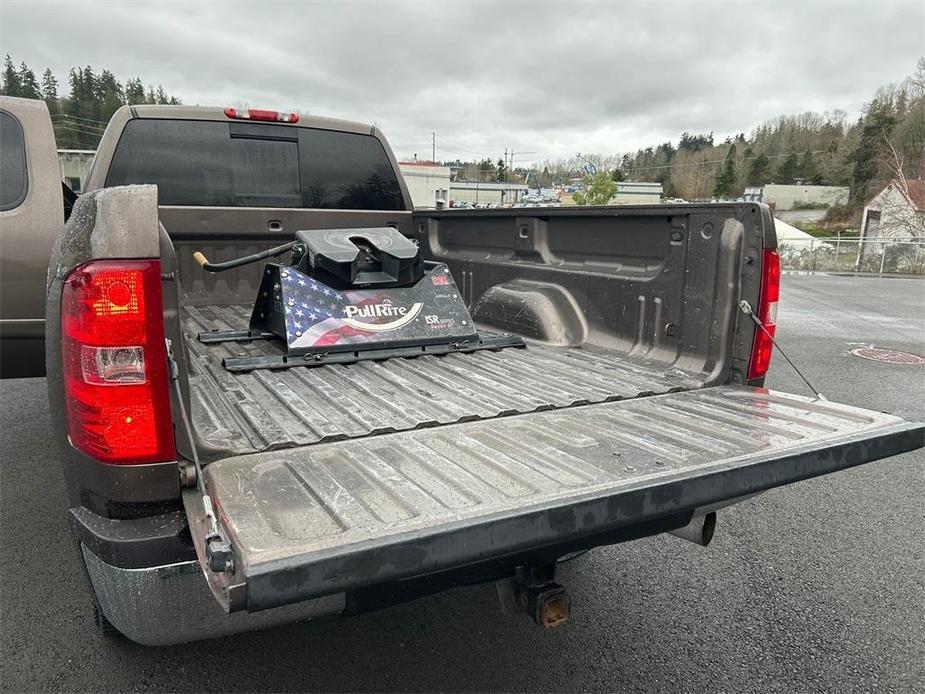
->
[1,274,923,693]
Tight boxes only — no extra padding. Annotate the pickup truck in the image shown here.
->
[1,95,922,645]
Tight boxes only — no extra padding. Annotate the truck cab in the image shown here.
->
[0,97,66,377]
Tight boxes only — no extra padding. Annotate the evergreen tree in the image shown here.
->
[96,70,124,121]
[798,150,822,184]
[496,158,506,183]
[713,145,737,198]
[776,153,800,183]
[2,55,20,96]
[741,146,754,189]
[850,98,898,203]
[80,65,98,121]
[124,77,145,104]
[679,131,714,152]
[63,67,84,148]
[656,141,676,161]
[64,67,102,148]
[41,68,59,114]
[4,55,181,148]
[67,67,84,116]
[747,152,771,185]
[18,62,41,98]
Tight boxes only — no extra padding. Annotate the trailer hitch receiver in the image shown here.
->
[526,583,571,629]
[513,564,572,629]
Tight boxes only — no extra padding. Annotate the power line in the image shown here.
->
[53,126,105,139]
[51,117,106,134]
[51,118,108,133]
[51,113,109,127]
[55,124,106,139]
[440,136,504,151]
[386,132,517,155]
[55,121,104,134]
[51,114,105,126]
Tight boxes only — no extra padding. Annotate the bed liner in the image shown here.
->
[183,304,707,460]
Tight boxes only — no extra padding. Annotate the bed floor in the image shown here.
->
[182,304,706,460]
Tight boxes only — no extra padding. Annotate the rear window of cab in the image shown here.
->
[0,110,28,212]
[105,119,404,210]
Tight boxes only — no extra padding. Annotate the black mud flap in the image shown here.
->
[184,386,924,613]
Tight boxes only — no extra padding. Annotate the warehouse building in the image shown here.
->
[398,162,451,209]
[614,181,662,204]
[449,180,528,205]
[743,184,849,210]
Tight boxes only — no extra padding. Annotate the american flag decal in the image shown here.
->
[256,263,478,354]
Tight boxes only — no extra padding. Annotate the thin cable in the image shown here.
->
[167,340,234,572]
[55,123,106,136]
[739,300,825,400]
[51,114,109,127]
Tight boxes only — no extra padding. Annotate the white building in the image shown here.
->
[57,149,96,193]
[449,180,528,205]
[745,184,849,211]
[860,179,925,241]
[398,162,451,209]
[614,181,662,204]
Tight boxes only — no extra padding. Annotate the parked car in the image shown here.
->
[2,95,922,645]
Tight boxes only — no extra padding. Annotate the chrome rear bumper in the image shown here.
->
[82,545,344,646]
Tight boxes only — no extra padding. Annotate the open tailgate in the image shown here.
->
[183,385,923,612]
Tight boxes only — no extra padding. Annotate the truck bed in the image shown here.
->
[182,304,708,460]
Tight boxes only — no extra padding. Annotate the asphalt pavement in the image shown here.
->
[2,274,923,693]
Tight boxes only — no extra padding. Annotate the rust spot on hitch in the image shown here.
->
[537,588,571,628]
[520,582,571,629]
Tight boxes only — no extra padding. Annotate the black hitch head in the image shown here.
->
[294,227,423,288]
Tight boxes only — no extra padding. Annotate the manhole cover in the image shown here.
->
[850,347,925,365]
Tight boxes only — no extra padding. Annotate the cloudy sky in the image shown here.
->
[2,0,922,164]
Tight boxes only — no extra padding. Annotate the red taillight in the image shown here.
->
[61,260,176,465]
[748,249,781,380]
[223,107,299,123]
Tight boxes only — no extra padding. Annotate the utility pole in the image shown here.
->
[432,132,435,164]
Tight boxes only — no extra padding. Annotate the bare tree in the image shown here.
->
[910,57,925,98]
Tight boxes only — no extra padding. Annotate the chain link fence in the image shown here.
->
[778,237,925,276]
